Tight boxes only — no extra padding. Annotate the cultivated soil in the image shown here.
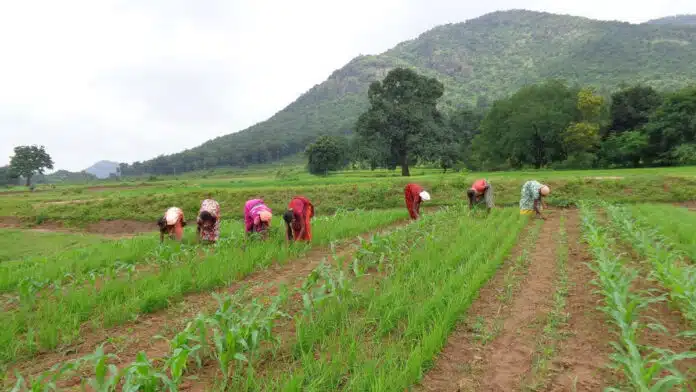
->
[419,209,615,392]
[0,216,154,238]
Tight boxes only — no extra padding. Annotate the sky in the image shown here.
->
[1,0,695,172]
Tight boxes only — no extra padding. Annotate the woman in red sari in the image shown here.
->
[404,183,431,220]
[283,196,314,243]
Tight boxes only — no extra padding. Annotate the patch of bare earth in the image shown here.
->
[0,216,152,238]
[545,210,614,392]
[673,200,696,211]
[0,216,23,227]
[84,219,154,236]
[5,219,411,389]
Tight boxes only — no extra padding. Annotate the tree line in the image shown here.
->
[306,68,696,175]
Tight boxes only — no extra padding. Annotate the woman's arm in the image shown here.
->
[533,199,545,219]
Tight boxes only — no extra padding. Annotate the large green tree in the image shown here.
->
[607,85,662,135]
[472,80,580,169]
[355,67,445,176]
[9,145,54,186]
[643,86,696,165]
[305,135,347,175]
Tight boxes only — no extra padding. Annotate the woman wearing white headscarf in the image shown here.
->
[519,180,551,219]
[404,183,431,220]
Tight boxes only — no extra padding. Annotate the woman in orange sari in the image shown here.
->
[283,196,314,243]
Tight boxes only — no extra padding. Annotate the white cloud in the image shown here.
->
[1,0,695,171]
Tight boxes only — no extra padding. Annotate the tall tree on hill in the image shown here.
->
[9,145,54,187]
[305,135,347,175]
[355,67,445,176]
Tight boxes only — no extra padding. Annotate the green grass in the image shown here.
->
[3,167,696,227]
[0,229,107,263]
[0,208,408,365]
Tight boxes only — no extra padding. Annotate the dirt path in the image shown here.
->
[545,210,614,391]
[419,211,561,392]
[6,218,412,387]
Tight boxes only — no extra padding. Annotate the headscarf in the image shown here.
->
[419,191,431,201]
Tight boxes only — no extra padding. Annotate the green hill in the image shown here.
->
[123,9,696,175]
[646,15,696,26]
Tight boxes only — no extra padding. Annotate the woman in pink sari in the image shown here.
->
[244,199,272,241]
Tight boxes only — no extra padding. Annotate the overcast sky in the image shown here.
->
[1,0,695,171]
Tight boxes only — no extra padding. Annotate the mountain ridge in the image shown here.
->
[119,9,696,175]
[84,160,120,179]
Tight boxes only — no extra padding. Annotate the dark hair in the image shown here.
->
[199,210,216,223]
[283,210,294,224]
[157,217,167,232]
[466,189,476,204]
[283,210,294,241]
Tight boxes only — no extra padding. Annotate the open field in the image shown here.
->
[3,167,696,391]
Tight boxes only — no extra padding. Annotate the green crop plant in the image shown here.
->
[627,204,696,261]
[120,352,176,392]
[579,203,696,392]
[253,207,528,391]
[0,209,406,365]
[199,291,290,388]
[605,203,696,329]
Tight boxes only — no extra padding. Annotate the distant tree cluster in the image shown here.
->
[307,69,696,175]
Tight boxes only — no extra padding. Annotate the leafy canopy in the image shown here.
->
[355,67,445,176]
[9,145,54,186]
[305,135,347,175]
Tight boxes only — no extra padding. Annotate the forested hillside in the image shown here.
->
[646,15,696,26]
[120,10,696,175]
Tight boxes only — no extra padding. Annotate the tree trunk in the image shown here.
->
[401,153,410,176]
[25,175,32,187]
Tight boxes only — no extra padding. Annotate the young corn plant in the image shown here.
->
[579,203,696,392]
[156,327,203,385]
[606,203,696,329]
[78,344,122,392]
[203,291,289,388]
[120,352,176,392]
[299,262,354,319]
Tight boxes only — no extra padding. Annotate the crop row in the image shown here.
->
[260,207,528,391]
[0,209,407,365]
[10,205,528,391]
[626,204,696,262]
[579,203,695,391]
[605,203,696,329]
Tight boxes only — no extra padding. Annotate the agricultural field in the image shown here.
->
[1,167,696,391]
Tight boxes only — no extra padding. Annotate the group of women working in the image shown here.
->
[157,179,551,244]
[157,196,314,244]
[404,179,551,219]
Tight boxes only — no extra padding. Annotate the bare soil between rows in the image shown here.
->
[0,216,154,238]
[4,218,412,388]
[419,209,615,392]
